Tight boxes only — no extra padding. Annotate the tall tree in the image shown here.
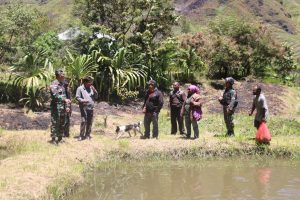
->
[74,0,179,45]
[0,1,47,63]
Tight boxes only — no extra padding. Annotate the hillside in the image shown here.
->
[1,0,300,60]
[0,0,74,30]
[174,0,300,61]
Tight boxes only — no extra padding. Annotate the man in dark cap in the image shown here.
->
[76,76,98,140]
[142,80,164,139]
[49,69,71,144]
[218,77,238,136]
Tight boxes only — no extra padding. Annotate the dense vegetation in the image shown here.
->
[0,0,299,110]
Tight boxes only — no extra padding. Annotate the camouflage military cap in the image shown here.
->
[225,77,235,85]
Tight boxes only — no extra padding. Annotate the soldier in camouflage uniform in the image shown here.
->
[63,79,72,138]
[218,77,238,136]
[49,69,71,144]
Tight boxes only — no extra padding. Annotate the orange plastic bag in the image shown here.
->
[256,122,271,143]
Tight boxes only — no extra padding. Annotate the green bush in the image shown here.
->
[182,16,298,81]
[33,31,63,63]
[0,82,21,103]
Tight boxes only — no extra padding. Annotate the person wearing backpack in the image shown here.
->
[218,77,238,137]
[169,82,186,135]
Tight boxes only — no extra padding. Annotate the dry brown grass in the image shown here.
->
[0,129,104,200]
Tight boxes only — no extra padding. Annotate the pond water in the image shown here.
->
[72,159,300,200]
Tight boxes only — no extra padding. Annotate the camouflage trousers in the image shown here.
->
[223,107,234,136]
[51,105,66,139]
[184,115,199,138]
[64,114,70,137]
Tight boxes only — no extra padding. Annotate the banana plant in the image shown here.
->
[64,50,98,90]
[92,47,147,100]
[10,51,54,111]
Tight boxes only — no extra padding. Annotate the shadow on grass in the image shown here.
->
[213,134,226,138]
[174,136,200,140]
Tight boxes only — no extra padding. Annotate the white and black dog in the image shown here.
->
[115,122,143,139]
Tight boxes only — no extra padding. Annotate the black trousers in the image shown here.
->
[144,112,159,138]
[80,108,94,138]
[170,106,185,134]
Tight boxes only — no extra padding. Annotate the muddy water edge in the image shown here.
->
[70,159,300,200]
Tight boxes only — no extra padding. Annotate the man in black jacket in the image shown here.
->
[169,82,186,135]
[142,80,164,139]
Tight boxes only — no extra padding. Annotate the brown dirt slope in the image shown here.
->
[175,0,296,34]
[202,80,288,116]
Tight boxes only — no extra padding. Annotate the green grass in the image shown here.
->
[0,128,3,137]
[118,140,130,150]
[156,110,300,138]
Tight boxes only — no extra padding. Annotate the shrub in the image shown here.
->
[0,82,21,104]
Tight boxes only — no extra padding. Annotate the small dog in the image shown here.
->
[115,122,143,139]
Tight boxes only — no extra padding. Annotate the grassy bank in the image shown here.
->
[0,111,299,199]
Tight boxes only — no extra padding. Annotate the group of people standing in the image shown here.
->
[169,83,202,139]
[49,69,269,144]
[142,78,269,140]
[141,80,204,139]
[49,69,98,144]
